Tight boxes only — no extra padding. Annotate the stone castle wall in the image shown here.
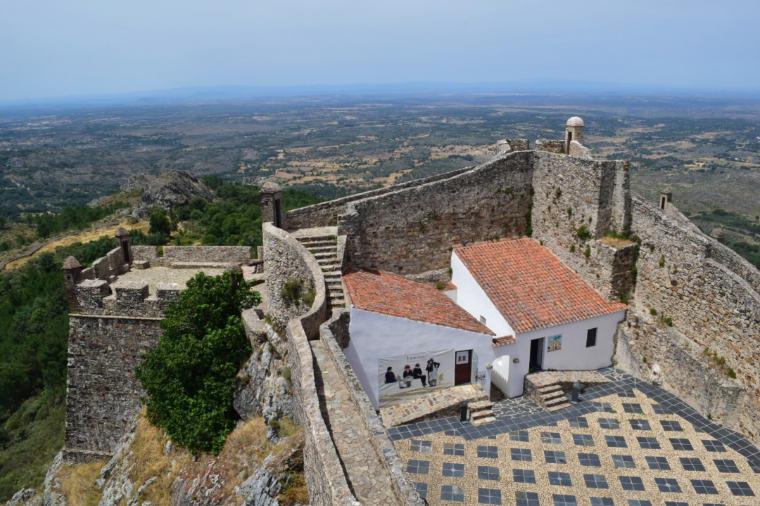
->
[285,166,475,230]
[531,152,635,299]
[338,152,535,274]
[64,315,162,462]
[319,312,424,505]
[74,278,180,318]
[263,224,359,504]
[262,223,327,333]
[130,245,251,267]
[77,246,128,282]
[618,197,760,444]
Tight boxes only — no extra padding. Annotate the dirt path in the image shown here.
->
[2,221,148,272]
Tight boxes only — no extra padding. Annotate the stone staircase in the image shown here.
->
[535,383,571,411]
[296,234,346,309]
[468,399,496,426]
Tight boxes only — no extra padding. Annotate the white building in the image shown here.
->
[342,270,495,408]
[343,238,627,408]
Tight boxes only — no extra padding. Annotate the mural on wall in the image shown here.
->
[547,334,562,352]
[378,349,454,406]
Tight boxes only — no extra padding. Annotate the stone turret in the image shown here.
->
[63,256,83,309]
[260,181,284,229]
[115,227,132,265]
[659,189,673,211]
[565,116,585,153]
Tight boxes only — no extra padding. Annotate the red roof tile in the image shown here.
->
[343,270,493,335]
[454,238,627,334]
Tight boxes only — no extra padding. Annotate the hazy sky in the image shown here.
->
[2,0,760,102]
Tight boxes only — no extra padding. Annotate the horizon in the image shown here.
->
[3,0,760,105]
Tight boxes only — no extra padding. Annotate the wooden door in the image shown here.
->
[454,350,472,385]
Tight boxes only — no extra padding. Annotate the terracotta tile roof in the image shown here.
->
[343,270,493,335]
[491,335,516,347]
[454,238,627,334]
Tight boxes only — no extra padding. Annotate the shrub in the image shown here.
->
[281,278,303,306]
[658,255,665,268]
[148,208,174,237]
[569,244,576,253]
[302,288,316,308]
[584,245,591,258]
[137,270,260,454]
[575,224,591,241]
[435,282,445,290]
[649,307,657,316]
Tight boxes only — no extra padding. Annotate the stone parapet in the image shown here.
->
[534,139,565,154]
[286,318,358,505]
[163,245,252,264]
[285,165,475,230]
[74,278,180,318]
[622,196,760,445]
[338,152,534,274]
[320,311,425,505]
[263,223,327,334]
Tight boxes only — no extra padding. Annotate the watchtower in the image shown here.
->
[565,116,585,153]
[115,227,131,265]
[63,256,83,309]
[659,190,673,210]
[260,181,284,228]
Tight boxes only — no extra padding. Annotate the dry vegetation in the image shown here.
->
[51,413,305,506]
[57,459,108,506]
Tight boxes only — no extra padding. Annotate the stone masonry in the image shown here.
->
[63,234,251,463]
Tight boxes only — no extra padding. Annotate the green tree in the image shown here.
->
[136,270,260,454]
[148,208,173,237]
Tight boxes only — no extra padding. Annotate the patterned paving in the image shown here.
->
[390,369,760,505]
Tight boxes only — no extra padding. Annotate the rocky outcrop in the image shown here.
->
[234,310,294,424]
[5,489,40,506]
[130,171,215,218]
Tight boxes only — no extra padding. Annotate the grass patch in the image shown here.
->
[58,459,107,506]
[0,390,65,501]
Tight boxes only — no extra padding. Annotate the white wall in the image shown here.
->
[346,307,496,408]
[492,310,626,397]
[450,251,515,337]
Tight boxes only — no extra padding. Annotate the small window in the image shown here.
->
[479,315,487,325]
[586,328,597,347]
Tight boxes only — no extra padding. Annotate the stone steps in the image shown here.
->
[296,235,345,310]
[468,397,495,426]
[536,382,571,411]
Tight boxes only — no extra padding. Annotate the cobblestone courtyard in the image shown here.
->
[391,370,760,505]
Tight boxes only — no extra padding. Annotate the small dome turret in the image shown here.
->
[261,181,282,194]
[566,116,585,127]
[63,256,82,270]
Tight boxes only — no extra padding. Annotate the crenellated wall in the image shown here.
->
[64,244,250,463]
[74,278,180,318]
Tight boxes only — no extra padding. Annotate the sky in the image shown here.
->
[2,0,760,103]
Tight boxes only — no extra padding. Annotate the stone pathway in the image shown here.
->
[380,384,487,428]
[525,369,609,388]
[388,368,760,474]
[310,339,397,505]
[396,387,760,505]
